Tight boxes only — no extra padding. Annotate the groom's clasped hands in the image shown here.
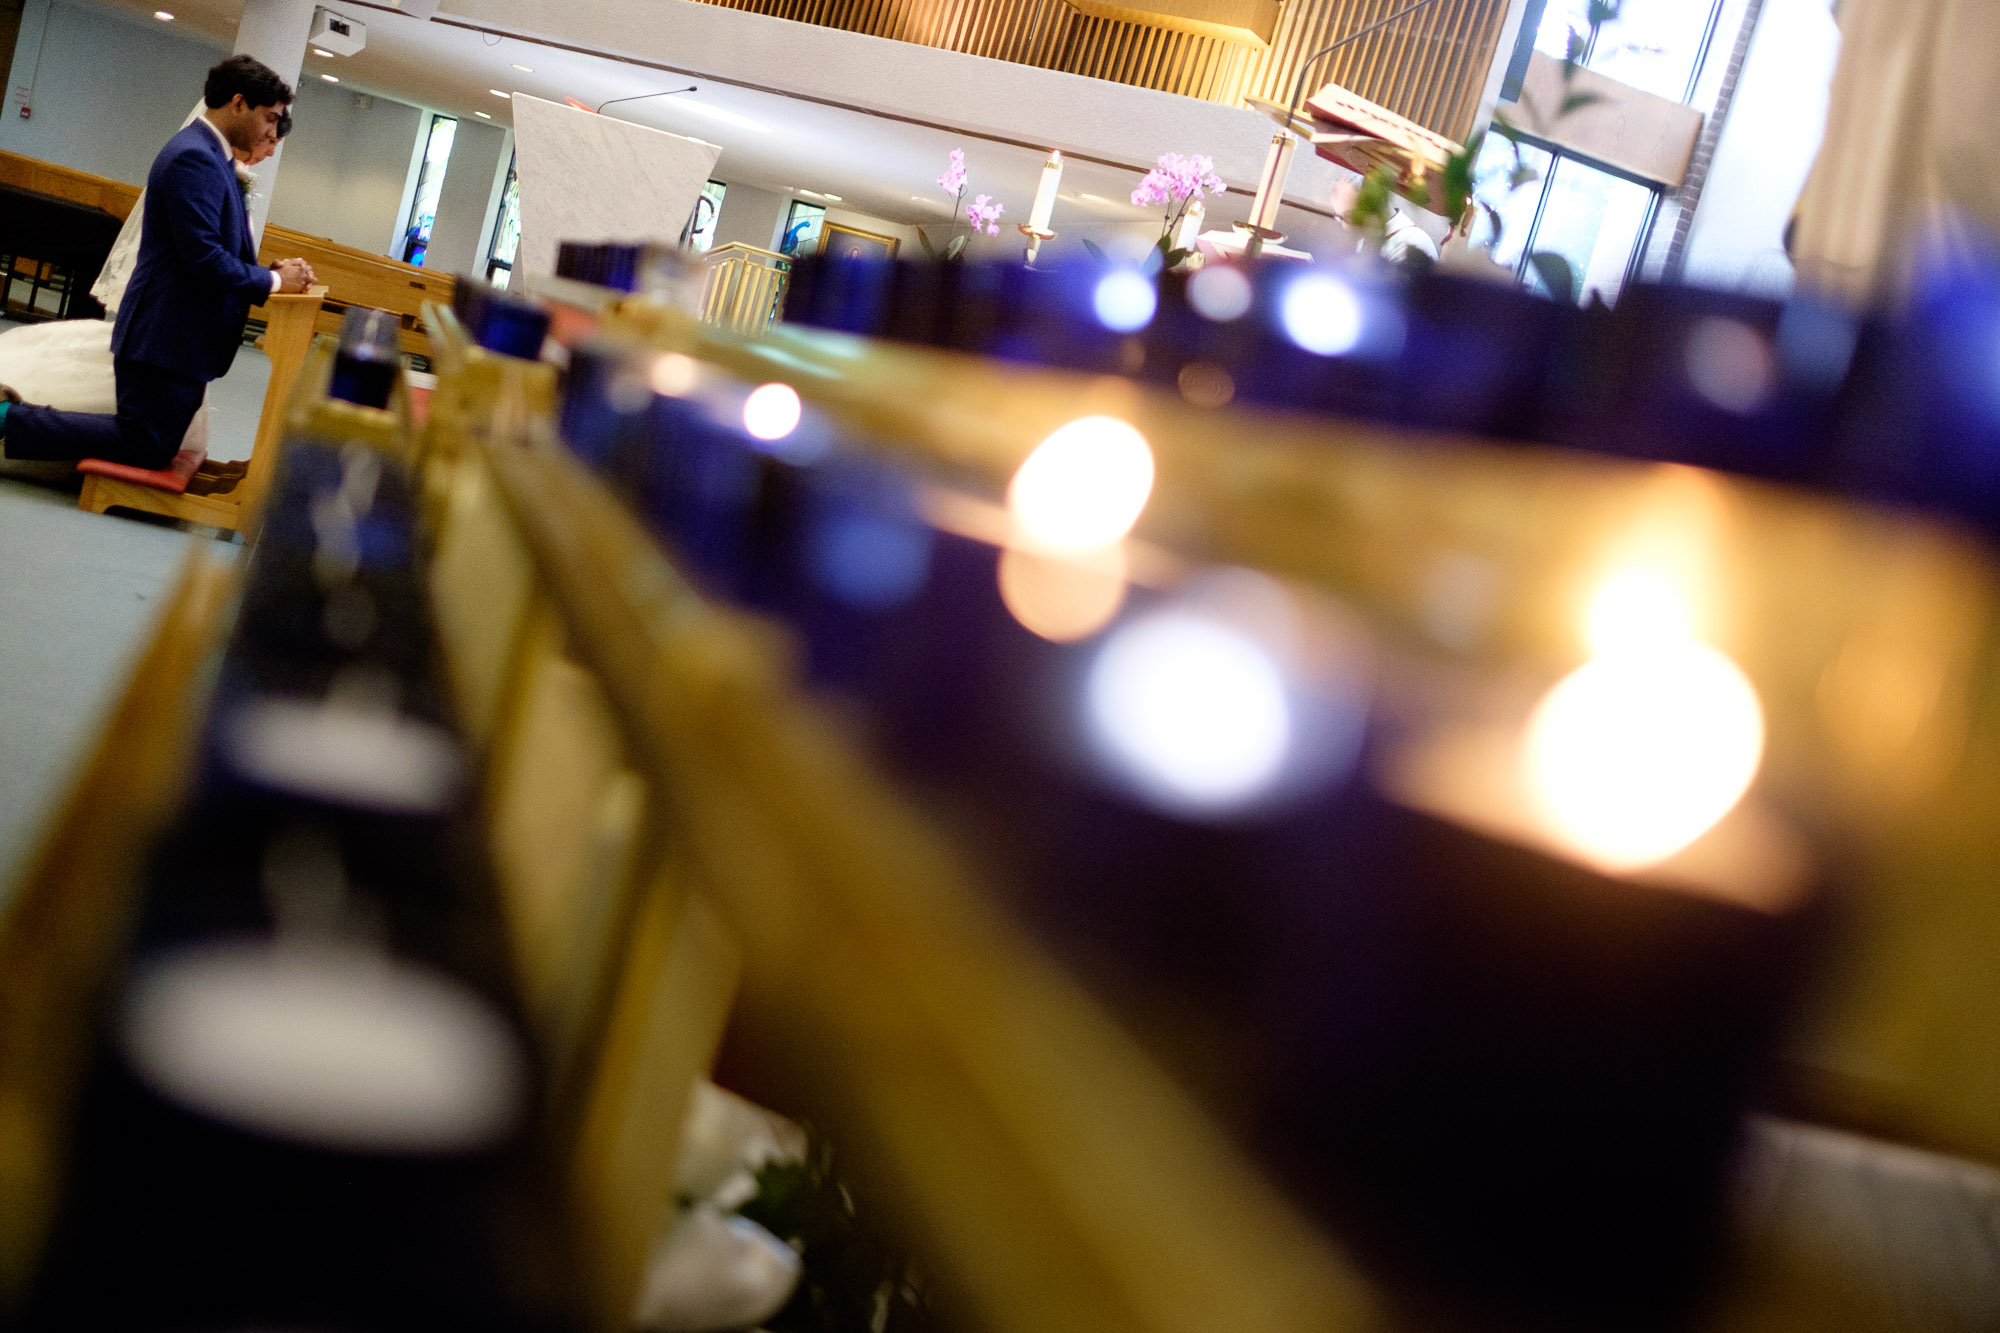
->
[273,257,317,294]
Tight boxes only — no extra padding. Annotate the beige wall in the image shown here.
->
[425,116,510,276]
[266,77,425,256]
[0,1,431,259]
[711,180,787,251]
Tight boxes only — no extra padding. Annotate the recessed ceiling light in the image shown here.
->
[511,63,533,72]
[475,111,492,119]
[321,73,339,82]
[312,47,333,56]
[490,89,511,98]
[153,9,173,18]
[822,194,842,203]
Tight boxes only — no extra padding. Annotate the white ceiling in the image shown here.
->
[114,0,1359,257]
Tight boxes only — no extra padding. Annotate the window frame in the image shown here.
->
[400,112,460,268]
[484,154,521,286]
[1485,0,1731,302]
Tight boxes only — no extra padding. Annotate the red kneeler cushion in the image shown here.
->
[76,449,208,495]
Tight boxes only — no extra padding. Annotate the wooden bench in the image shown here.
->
[74,286,327,536]
[260,225,455,358]
[0,150,455,356]
[0,150,140,220]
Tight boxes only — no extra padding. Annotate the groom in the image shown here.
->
[0,55,316,470]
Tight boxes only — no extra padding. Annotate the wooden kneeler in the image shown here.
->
[76,285,326,536]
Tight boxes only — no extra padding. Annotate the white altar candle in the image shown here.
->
[1173,199,1205,251]
[1028,150,1063,232]
[1247,132,1296,233]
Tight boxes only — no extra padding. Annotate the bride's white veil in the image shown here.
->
[90,100,207,317]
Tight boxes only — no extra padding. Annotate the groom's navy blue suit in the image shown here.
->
[6,120,275,469]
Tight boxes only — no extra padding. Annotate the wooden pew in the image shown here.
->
[75,286,327,536]
[0,150,456,356]
[0,149,140,219]
[259,225,456,358]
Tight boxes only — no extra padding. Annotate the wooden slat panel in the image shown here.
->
[1243,0,1511,140]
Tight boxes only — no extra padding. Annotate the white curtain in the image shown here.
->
[1791,0,2000,305]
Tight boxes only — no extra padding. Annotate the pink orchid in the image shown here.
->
[938,148,968,198]
[965,194,1005,236]
[1129,152,1226,209]
[1131,151,1226,261]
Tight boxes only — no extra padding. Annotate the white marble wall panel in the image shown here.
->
[509,93,721,277]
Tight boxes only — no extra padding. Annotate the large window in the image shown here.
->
[1522,158,1659,301]
[1468,136,1657,305]
[1530,0,1724,103]
[486,156,521,288]
[401,113,458,267]
[1470,137,1554,274]
[1482,0,1728,304]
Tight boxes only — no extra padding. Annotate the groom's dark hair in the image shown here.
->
[204,55,293,112]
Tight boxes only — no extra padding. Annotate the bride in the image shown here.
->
[0,103,286,465]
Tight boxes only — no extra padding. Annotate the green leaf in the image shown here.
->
[1559,90,1603,117]
[1446,132,1480,187]
[945,234,967,261]
[1529,250,1579,303]
[1164,247,1193,269]
[1346,168,1395,241]
[1565,26,1587,68]
[1492,114,1524,144]
[1155,233,1173,254]
[1404,178,1430,208]
[1080,237,1107,263]
[914,227,936,260]
[1441,136,1477,223]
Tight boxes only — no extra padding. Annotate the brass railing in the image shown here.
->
[699,242,791,336]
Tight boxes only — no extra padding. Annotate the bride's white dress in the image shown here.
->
[0,106,239,461]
